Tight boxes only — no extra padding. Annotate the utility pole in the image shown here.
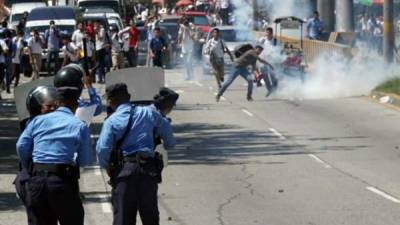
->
[384,0,394,63]
[317,0,335,33]
[335,0,354,32]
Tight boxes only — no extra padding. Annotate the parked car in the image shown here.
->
[8,2,46,30]
[24,6,80,70]
[84,8,123,31]
[181,11,211,34]
[202,26,253,74]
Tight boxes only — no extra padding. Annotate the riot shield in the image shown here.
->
[14,77,54,121]
[105,67,165,103]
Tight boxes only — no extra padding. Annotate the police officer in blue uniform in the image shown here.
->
[96,83,176,225]
[16,66,93,225]
[15,85,59,225]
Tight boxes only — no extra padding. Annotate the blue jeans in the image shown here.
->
[46,50,59,76]
[183,52,193,80]
[218,66,253,98]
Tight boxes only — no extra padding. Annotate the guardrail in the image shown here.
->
[276,36,354,64]
[255,31,356,64]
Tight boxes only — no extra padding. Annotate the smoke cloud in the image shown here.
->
[273,49,400,99]
[228,0,398,99]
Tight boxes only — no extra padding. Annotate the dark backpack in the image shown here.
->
[234,44,254,58]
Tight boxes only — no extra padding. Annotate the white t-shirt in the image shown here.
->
[179,25,194,54]
[220,0,230,9]
[258,36,283,66]
[12,37,24,64]
[28,36,43,54]
[111,33,122,53]
[72,29,84,47]
[63,42,78,62]
[205,38,225,59]
[0,39,9,63]
[76,40,95,58]
[95,27,106,51]
[141,9,148,21]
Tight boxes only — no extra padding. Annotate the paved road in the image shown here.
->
[1,67,400,225]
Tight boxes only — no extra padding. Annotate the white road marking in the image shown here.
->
[95,194,113,213]
[95,168,102,176]
[194,81,203,87]
[269,128,286,140]
[366,187,400,203]
[241,109,254,117]
[175,90,184,94]
[308,154,332,169]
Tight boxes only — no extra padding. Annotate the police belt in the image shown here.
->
[123,153,153,164]
[33,163,78,178]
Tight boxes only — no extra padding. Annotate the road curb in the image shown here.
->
[371,91,400,108]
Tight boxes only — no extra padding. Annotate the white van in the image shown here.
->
[8,2,47,30]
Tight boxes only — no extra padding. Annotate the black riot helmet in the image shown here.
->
[54,64,85,100]
[26,86,58,117]
[153,87,179,113]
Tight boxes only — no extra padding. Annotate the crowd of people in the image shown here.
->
[356,13,384,53]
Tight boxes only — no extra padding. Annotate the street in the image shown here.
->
[1,66,400,225]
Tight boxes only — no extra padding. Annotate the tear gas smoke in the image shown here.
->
[273,49,400,99]
[230,0,399,99]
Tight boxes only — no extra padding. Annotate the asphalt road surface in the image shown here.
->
[1,67,400,225]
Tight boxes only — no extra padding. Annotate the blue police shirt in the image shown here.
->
[16,107,93,168]
[96,103,176,168]
[78,87,102,116]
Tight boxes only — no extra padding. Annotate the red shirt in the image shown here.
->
[128,27,139,48]
[85,24,95,39]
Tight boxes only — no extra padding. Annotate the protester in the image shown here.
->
[0,2,10,22]
[178,19,195,80]
[204,28,234,88]
[62,36,79,66]
[2,22,12,93]
[119,20,140,67]
[110,26,123,71]
[72,22,85,47]
[94,20,107,83]
[28,30,44,81]
[0,29,8,100]
[216,45,274,102]
[307,11,324,40]
[44,21,61,76]
[150,27,167,68]
[79,32,96,73]
[11,30,24,88]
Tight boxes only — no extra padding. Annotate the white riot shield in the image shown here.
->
[14,77,54,121]
[105,67,165,102]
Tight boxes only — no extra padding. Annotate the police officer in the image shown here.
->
[55,63,103,120]
[15,85,59,225]
[16,66,93,225]
[96,83,176,225]
[153,87,179,117]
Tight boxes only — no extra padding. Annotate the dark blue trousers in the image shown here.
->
[26,173,84,225]
[111,162,159,225]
